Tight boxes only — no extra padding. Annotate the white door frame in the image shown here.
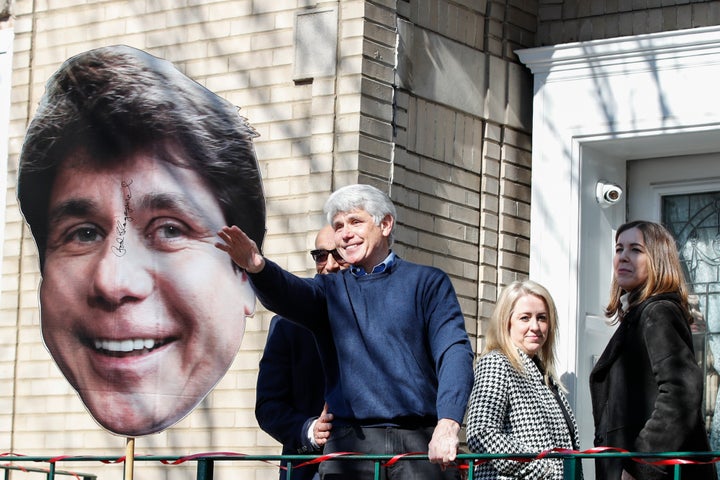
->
[517,26,720,468]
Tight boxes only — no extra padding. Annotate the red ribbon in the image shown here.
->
[0,455,82,480]
[293,451,363,469]
[384,451,426,467]
[1,463,29,473]
[467,447,720,468]
[158,451,248,465]
[3,447,720,474]
[158,451,284,469]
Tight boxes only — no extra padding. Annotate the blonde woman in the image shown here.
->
[466,280,581,479]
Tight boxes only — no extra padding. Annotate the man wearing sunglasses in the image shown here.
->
[310,246,347,273]
[255,225,344,480]
[217,184,473,479]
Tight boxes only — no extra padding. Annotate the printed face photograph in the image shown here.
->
[38,144,256,436]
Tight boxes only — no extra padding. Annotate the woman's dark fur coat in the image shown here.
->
[589,293,716,480]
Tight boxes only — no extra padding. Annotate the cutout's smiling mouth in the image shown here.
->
[91,338,172,357]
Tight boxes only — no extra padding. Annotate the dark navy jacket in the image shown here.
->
[256,316,325,480]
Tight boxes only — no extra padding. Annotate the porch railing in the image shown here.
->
[2,450,719,480]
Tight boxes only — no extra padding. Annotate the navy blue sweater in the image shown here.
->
[250,256,474,424]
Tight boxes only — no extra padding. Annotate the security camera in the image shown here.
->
[596,181,623,208]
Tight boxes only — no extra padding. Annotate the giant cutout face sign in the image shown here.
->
[16,45,266,436]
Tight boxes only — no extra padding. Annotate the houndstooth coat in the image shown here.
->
[466,349,581,480]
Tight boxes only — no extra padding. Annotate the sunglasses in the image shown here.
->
[310,248,347,265]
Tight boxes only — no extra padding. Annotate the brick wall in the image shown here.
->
[392,0,535,352]
[537,0,720,45]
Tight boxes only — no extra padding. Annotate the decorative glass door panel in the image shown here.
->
[662,191,720,447]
